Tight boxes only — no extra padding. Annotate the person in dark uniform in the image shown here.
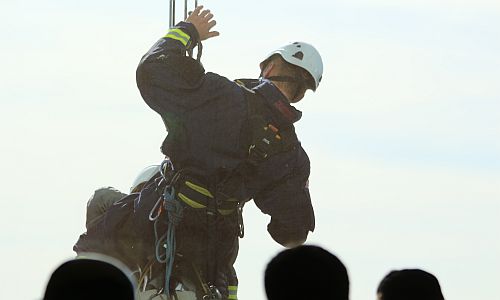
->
[135,5,323,299]
[136,5,323,299]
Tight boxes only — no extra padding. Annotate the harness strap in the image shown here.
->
[266,75,300,84]
[245,84,298,165]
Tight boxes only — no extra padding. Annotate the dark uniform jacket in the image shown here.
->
[136,21,315,298]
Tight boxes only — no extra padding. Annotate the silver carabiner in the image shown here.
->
[148,196,164,221]
[161,157,174,176]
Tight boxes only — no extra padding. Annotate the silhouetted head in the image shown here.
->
[265,245,349,300]
[44,254,135,300]
[377,269,445,300]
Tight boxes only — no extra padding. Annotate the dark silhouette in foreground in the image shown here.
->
[265,245,349,300]
[377,268,445,300]
[43,254,135,300]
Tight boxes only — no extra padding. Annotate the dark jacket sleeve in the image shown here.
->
[253,146,315,247]
[136,22,234,118]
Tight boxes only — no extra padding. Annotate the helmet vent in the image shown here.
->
[292,51,304,60]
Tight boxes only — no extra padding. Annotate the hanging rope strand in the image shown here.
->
[163,186,184,295]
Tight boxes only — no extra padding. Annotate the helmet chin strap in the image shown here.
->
[266,76,305,102]
[265,75,299,84]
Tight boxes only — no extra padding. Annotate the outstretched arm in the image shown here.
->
[137,6,232,117]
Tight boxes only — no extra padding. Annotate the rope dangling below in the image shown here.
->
[160,185,184,299]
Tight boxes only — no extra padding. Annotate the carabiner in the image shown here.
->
[149,197,164,221]
[202,286,222,300]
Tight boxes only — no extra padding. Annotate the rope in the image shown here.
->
[152,158,184,299]
[196,42,203,62]
[164,186,184,298]
[149,157,187,299]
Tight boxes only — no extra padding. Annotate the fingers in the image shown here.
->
[186,6,210,23]
[207,19,216,30]
[190,5,203,16]
[199,8,211,18]
[204,13,214,22]
[185,6,219,41]
[207,31,220,39]
[188,5,209,18]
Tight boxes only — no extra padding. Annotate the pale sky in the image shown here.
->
[1,0,499,299]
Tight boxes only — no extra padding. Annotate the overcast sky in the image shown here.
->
[1,0,499,299]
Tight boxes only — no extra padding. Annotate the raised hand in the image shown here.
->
[185,5,220,41]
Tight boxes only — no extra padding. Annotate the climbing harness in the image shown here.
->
[147,157,225,300]
[144,79,299,299]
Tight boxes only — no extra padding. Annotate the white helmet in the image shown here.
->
[130,165,161,193]
[261,41,323,91]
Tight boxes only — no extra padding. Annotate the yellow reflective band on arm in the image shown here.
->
[185,181,214,198]
[228,285,238,300]
[164,28,190,47]
[178,193,207,209]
